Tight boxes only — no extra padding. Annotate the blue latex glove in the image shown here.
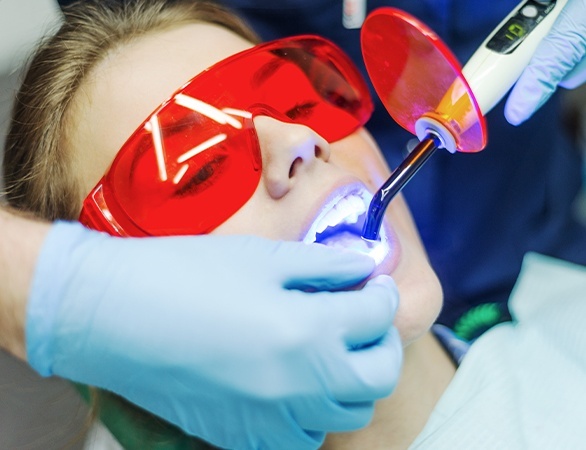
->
[505,0,586,125]
[27,221,402,449]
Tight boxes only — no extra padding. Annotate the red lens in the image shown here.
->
[361,8,486,152]
[80,36,373,236]
[107,114,260,235]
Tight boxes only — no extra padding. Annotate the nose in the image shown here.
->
[254,116,331,199]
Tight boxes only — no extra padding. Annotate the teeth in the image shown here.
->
[325,203,349,227]
[316,220,329,234]
[304,193,369,243]
[319,195,365,228]
[302,189,390,264]
[345,212,359,223]
[348,195,366,214]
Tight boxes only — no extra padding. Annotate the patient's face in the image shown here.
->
[66,23,442,345]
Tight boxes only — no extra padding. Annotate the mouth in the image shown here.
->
[302,187,390,264]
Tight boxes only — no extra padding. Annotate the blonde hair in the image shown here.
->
[4,0,258,221]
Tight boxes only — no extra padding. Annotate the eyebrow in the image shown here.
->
[251,57,286,89]
[174,94,242,129]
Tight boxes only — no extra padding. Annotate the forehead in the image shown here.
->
[68,22,253,197]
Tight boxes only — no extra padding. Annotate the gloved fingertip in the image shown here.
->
[316,245,377,277]
[342,401,376,430]
[365,275,399,310]
[505,89,553,126]
[504,83,536,126]
[506,65,559,126]
[504,102,526,126]
[366,274,397,289]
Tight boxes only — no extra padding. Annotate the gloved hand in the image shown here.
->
[27,221,402,450]
[505,0,586,125]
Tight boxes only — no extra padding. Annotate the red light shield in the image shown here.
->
[361,8,486,152]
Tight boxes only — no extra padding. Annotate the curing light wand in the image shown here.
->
[360,0,568,242]
[362,133,442,241]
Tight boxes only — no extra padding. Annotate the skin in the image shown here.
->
[66,22,455,448]
[0,209,50,360]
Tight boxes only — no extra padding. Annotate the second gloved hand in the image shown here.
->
[27,221,402,450]
[505,0,586,125]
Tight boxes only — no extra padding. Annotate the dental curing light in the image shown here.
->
[361,0,567,241]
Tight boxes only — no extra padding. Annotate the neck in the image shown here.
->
[322,332,456,450]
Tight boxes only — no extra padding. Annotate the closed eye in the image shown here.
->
[174,154,227,197]
[286,101,318,120]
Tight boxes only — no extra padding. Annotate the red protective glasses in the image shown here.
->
[79,36,373,237]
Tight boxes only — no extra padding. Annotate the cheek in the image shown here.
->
[211,197,266,236]
[211,186,300,240]
[394,255,443,345]
[384,195,443,344]
[330,130,392,191]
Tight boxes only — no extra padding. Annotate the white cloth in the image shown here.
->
[83,422,123,450]
[411,252,586,449]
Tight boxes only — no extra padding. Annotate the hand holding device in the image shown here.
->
[27,221,402,449]
[505,0,586,124]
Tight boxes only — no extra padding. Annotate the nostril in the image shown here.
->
[314,145,322,159]
[289,156,303,178]
[315,143,330,162]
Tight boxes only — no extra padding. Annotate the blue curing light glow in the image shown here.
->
[318,230,389,265]
[302,188,390,265]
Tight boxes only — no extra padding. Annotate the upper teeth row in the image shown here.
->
[304,194,368,242]
[316,195,366,232]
